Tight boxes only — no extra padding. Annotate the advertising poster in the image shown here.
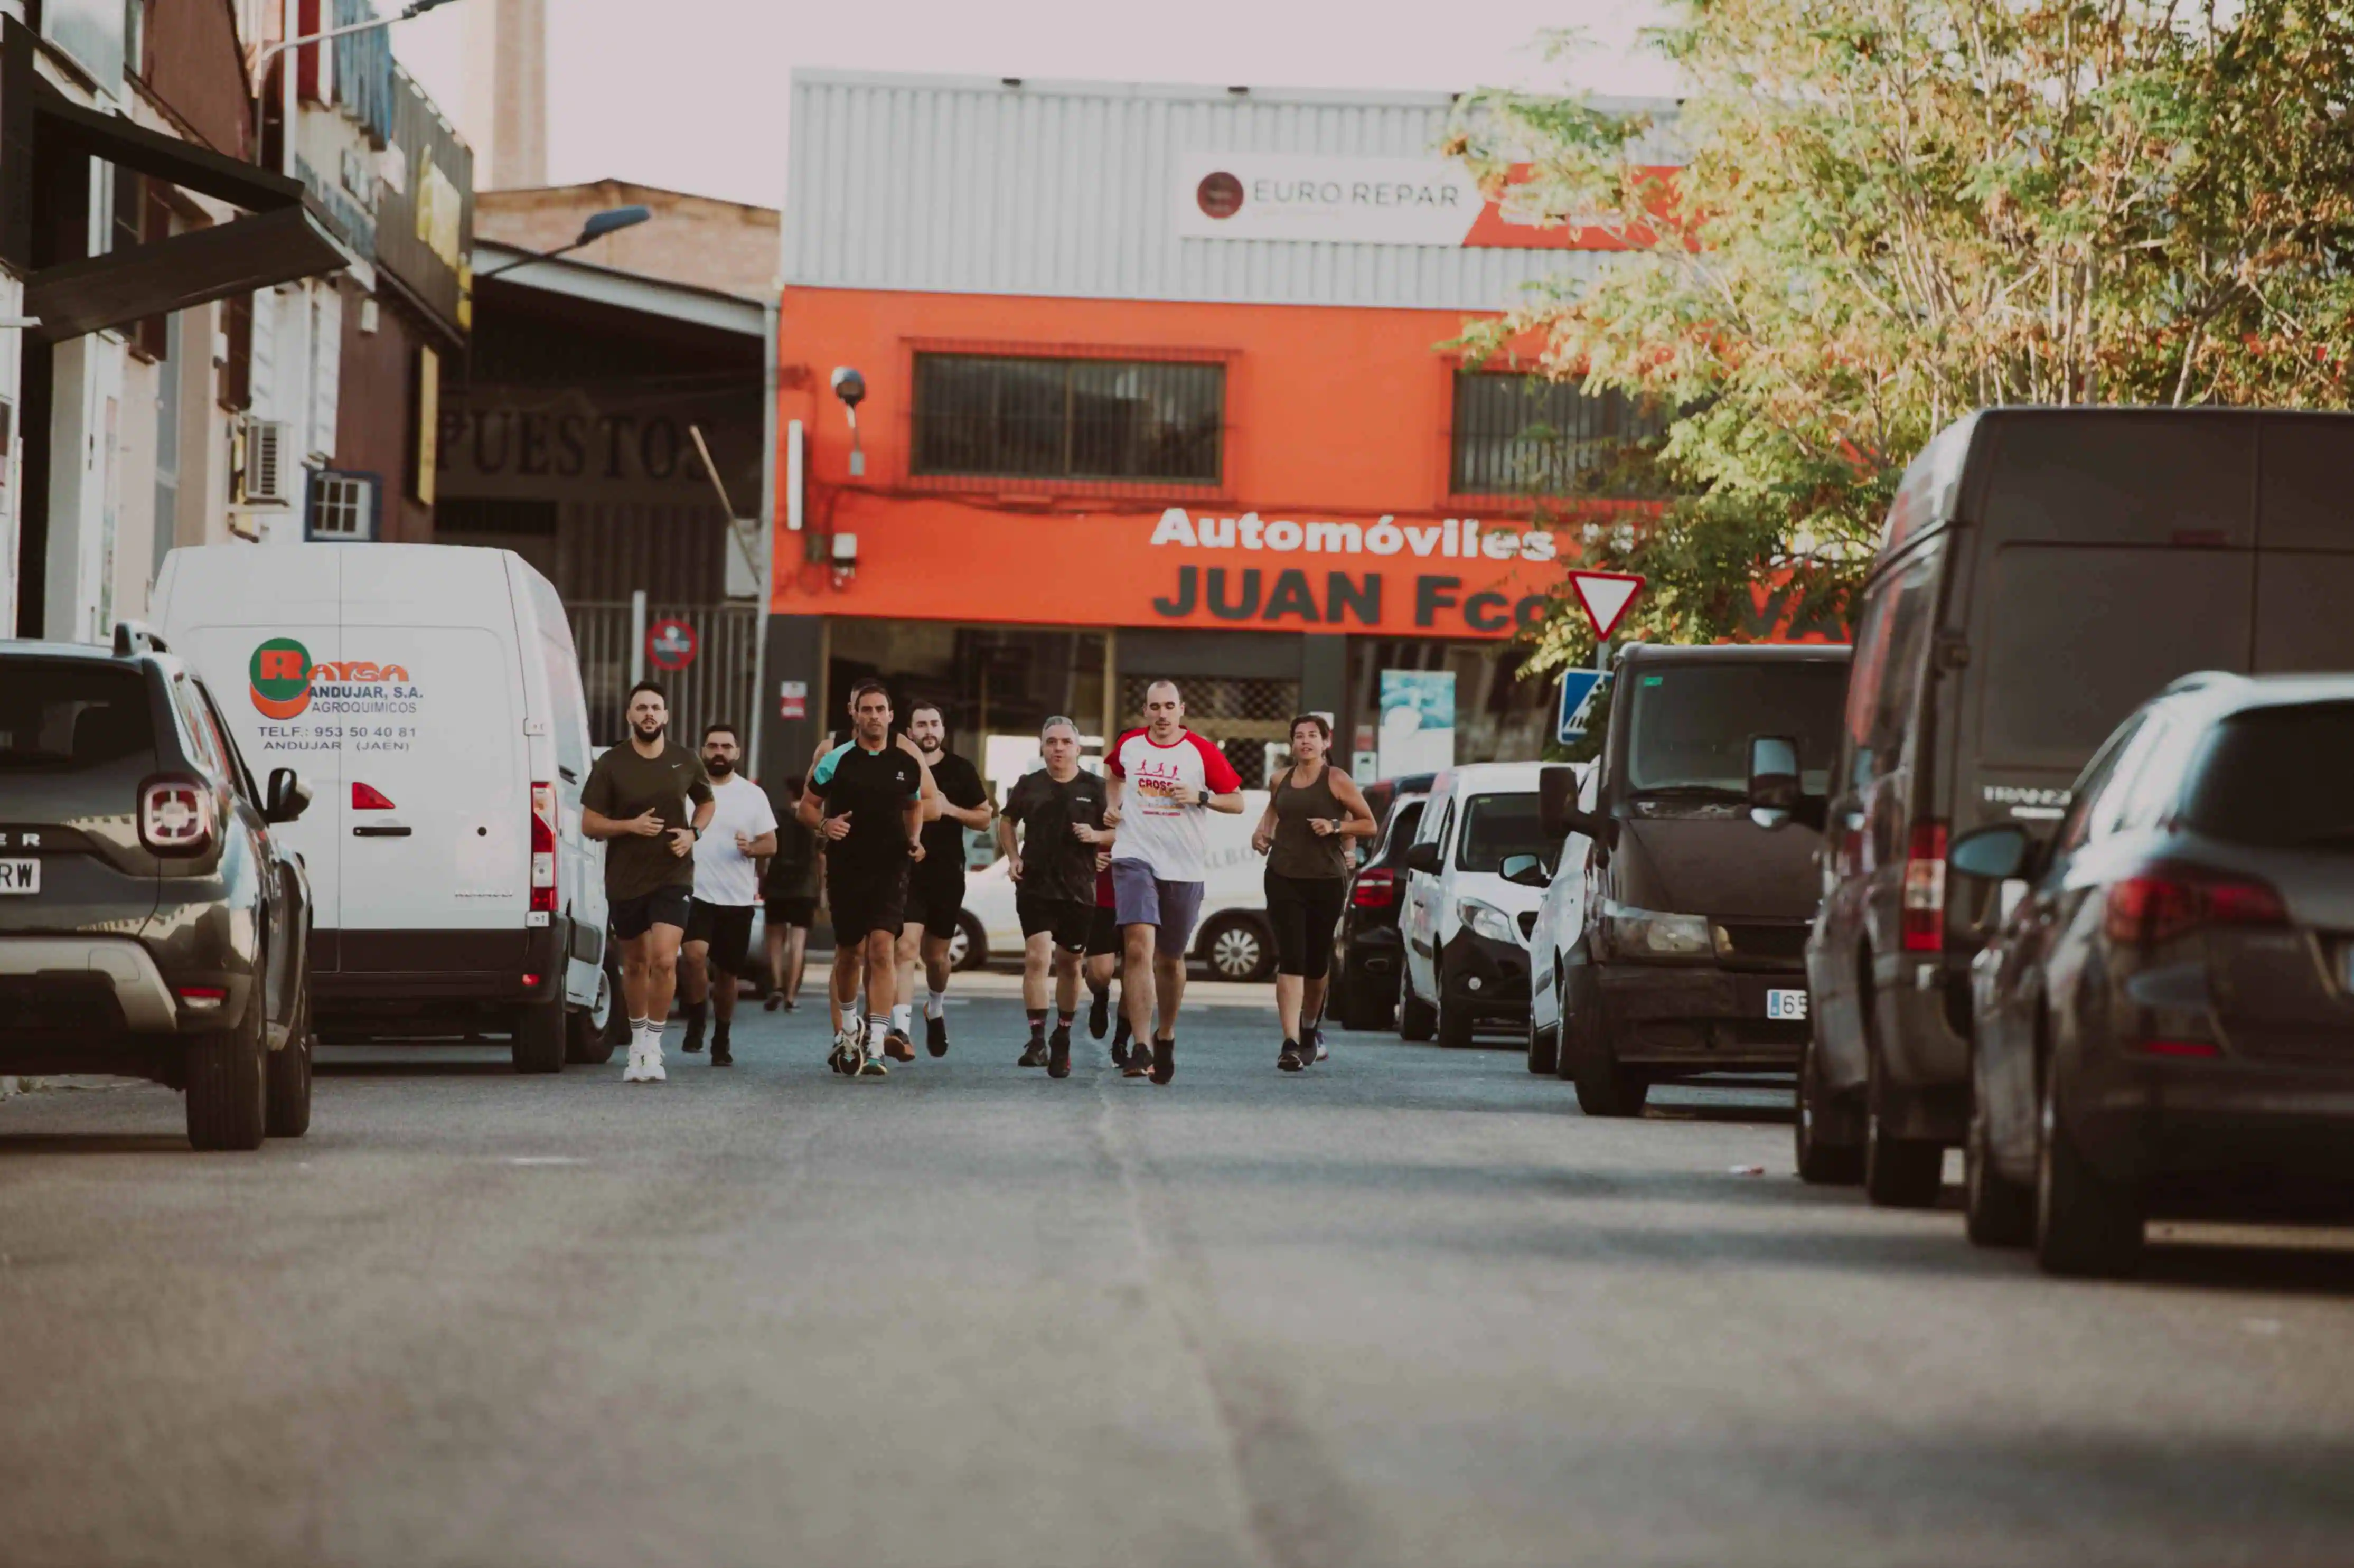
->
[1377,670,1455,778]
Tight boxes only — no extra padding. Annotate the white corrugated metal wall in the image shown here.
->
[786,72,1679,312]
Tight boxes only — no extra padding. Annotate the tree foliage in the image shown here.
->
[1453,0,2354,671]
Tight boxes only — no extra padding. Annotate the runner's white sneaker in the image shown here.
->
[644,1040,667,1082]
[622,1039,648,1083]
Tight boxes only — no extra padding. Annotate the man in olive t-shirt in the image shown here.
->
[582,680,715,1083]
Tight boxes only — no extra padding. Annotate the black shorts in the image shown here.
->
[684,899,756,974]
[903,869,966,941]
[828,862,908,943]
[1017,894,1094,954]
[765,894,818,930]
[611,884,692,942]
[1085,904,1121,958]
[1265,871,1347,980]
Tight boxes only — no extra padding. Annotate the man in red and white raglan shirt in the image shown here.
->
[1105,680,1245,1084]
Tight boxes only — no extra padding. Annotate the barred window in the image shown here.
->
[913,354,1223,485]
[306,471,379,541]
[1450,372,1666,496]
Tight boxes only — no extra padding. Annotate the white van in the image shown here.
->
[153,544,610,1071]
[1398,760,1583,1049]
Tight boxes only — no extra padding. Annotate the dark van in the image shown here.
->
[1536,640,1851,1115]
[1797,409,2354,1204]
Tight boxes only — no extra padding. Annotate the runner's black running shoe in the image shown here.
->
[927,1013,949,1056]
[1048,1026,1072,1079]
[1019,1039,1049,1068]
[1278,1042,1303,1072]
[712,1034,734,1067]
[1149,1036,1176,1085]
[1088,988,1110,1039]
[764,992,784,1013]
[1121,1041,1151,1078]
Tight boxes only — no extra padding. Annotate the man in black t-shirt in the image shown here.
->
[997,716,1110,1079]
[900,701,993,1058]
[799,680,925,1077]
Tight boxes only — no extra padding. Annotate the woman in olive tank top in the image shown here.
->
[1251,715,1380,1070]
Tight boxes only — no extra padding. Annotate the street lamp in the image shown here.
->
[251,0,469,170]
[473,207,655,281]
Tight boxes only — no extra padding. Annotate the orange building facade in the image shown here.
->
[763,72,1678,788]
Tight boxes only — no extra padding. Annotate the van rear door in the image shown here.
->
[2255,416,2354,671]
[156,547,348,942]
[336,553,529,972]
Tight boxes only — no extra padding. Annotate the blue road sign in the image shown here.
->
[1556,670,1606,745]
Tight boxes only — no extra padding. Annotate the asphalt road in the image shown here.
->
[6,981,2354,1567]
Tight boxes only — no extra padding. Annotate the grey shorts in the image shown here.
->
[1110,858,1205,954]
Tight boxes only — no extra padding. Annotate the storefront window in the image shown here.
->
[1450,371,1666,497]
[1346,638,1554,777]
[912,353,1224,484]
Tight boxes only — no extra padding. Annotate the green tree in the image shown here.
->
[1453,0,2354,673]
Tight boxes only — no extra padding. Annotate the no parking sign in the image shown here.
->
[646,618,698,671]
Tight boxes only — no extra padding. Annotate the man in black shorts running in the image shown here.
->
[997,716,1109,1079]
[899,700,992,1056]
[581,681,715,1083]
[800,681,926,1077]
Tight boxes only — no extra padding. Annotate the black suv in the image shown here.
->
[0,625,317,1150]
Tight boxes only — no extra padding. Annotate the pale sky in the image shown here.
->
[391,0,1681,211]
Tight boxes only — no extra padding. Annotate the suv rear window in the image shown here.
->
[1626,662,1848,795]
[2179,702,2354,849]
[1457,792,1549,873]
[0,664,156,770]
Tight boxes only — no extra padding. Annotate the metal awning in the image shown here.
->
[17,74,351,344]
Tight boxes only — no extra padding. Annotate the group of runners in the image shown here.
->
[578,675,1375,1084]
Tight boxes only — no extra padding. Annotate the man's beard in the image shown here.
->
[915,734,942,755]
[633,718,665,741]
[706,755,735,777]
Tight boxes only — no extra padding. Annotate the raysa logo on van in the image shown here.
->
[248,637,414,720]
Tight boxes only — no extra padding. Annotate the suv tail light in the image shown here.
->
[2105,866,2286,949]
[1353,867,1398,908]
[140,776,216,856]
[530,782,559,913]
[1901,821,1947,952]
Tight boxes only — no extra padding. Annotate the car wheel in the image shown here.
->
[511,988,567,1074]
[186,985,267,1152]
[1526,962,1561,1074]
[1435,944,1479,1049]
[1794,1032,1862,1185]
[1568,981,1646,1116]
[264,980,313,1140]
[1397,975,1437,1041]
[1964,1090,2034,1248]
[2036,1070,2144,1278]
[952,911,988,972]
[566,967,618,1066]
[1199,915,1272,983]
[1863,1102,1944,1208]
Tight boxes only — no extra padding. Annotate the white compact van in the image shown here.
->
[153,544,609,1071]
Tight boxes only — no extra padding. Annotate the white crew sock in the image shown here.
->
[926,988,947,1021]
[867,1015,890,1055]
[892,1002,912,1036]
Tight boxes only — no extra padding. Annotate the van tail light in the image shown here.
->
[352,781,396,810]
[2105,866,2285,949]
[530,782,559,913]
[176,985,227,1011]
[1901,821,1947,952]
[1353,868,1398,908]
[140,776,216,856]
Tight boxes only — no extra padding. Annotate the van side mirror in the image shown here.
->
[1539,764,1607,842]
[1403,841,1442,876]
[265,767,311,825]
[1499,853,1550,889]
[1949,823,2033,881]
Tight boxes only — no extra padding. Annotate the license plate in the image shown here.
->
[0,858,37,895]
[1766,988,1808,1021]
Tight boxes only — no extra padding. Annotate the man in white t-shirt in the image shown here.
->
[1105,680,1244,1085]
[680,721,779,1066]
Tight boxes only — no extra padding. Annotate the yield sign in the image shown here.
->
[1569,570,1645,640]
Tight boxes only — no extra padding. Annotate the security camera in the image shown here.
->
[830,367,866,410]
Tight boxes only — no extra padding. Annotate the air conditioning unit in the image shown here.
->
[240,418,293,506]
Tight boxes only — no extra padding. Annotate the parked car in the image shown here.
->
[0,625,317,1149]
[963,788,1275,980]
[1958,673,2354,1275]
[1803,408,2354,1208]
[1533,642,1850,1112]
[1398,762,1570,1049]
[154,543,611,1071]
[1329,783,1433,1030]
